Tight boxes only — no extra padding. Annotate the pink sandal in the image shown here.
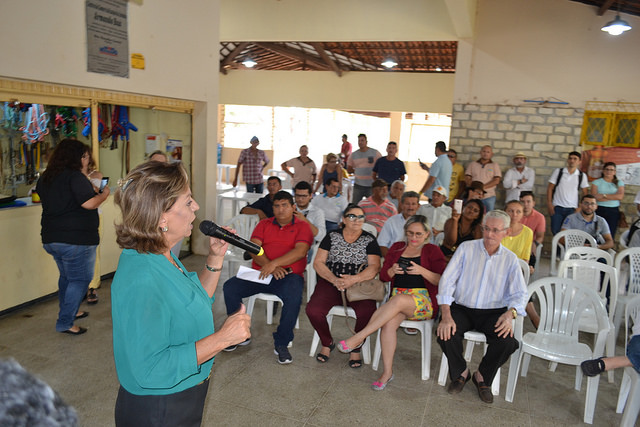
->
[337,340,363,353]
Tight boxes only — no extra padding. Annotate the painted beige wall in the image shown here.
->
[220,71,456,114]
[220,0,463,41]
[0,0,220,309]
[455,0,640,105]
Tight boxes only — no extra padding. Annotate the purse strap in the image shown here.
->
[340,263,367,335]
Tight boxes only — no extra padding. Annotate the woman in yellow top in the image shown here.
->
[502,200,540,328]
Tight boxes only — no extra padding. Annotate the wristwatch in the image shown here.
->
[510,308,518,319]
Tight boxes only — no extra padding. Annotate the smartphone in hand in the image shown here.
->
[454,199,463,214]
[99,177,109,193]
[418,158,429,172]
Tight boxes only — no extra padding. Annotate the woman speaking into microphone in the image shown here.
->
[110,161,250,426]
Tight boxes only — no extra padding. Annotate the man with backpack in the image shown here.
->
[546,151,589,235]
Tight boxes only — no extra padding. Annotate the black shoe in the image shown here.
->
[447,374,470,394]
[472,372,494,404]
[61,327,87,336]
[223,338,251,352]
[581,358,606,377]
[274,345,293,364]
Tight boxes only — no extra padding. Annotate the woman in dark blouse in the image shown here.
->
[337,215,446,390]
[440,199,484,260]
[306,204,381,368]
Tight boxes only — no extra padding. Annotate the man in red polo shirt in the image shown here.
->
[223,191,313,364]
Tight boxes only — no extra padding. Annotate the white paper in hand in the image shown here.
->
[237,265,273,284]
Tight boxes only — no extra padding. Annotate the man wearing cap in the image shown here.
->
[233,136,270,193]
[358,178,398,233]
[465,145,502,211]
[378,191,421,257]
[417,186,452,243]
[347,133,382,203]
[420,141,452,200]
[503,153,535,202]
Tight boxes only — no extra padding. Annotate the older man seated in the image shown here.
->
[377,191,421,257]
[561,194,614,251]
[311,177,348,233]
[387,179,405,210]
[358,178,398,233]
[437,210,527,404]
[240,176,282,219]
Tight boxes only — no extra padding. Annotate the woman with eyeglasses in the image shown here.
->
[590,161,624,237]
[440,199,484,260]
[337,215,446,390]
[36,139,110,335]
[306,204,381,368]
[313,152,343,194]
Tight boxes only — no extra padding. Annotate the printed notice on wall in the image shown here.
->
[86,0,129,78]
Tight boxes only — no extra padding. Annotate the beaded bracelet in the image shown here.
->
[205,264,223,272]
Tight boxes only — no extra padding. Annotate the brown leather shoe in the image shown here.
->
[447,374,470,394]
[472,372,494,403]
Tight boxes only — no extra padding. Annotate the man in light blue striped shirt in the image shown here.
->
[436,210,527,404]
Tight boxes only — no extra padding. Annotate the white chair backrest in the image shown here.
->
[226,214,260,240]
[557,259,618,322]
[625,295,640,352]
[361,222,378,237]
[550,230,598,275]
[616,248,640,297]
[620,229,630,250]
[564,246,613,266]
[518,258,530,284]
[528,277,609,339]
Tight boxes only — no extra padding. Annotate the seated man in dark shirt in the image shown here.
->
[240,176,282,219]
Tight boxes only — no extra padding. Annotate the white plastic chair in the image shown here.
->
[531,243,543,282]
[437,259,528,394]
[505,277,610,424]
[224,214,260,274]
[550,230,598,275]
[558,259,618,383]
[620,229,630,250]
[616,295,640,427]
[245,293,300,330]
[308,306,372,364]
[373,318,433,380]
[614,248,640,341]
[564,246,614,266]
[361,222,378,237]
[305,241,321,302]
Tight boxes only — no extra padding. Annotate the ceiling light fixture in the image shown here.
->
[435,67,442,72]
[381,59,397,68]
[242,58,257,68]
[601,1,632,35]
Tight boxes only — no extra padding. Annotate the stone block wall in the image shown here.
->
[449,103,639,250]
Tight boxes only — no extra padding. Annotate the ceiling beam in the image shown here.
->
[311,43,342,77]
[598,0,616,16]
[254,42,330,71]
[444,0,477,38]
[220,42,249,74]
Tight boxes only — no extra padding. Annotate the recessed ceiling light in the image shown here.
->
[381,59,398,68]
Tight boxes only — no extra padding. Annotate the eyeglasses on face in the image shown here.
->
[482,225,507,234]
[406,231,426,238]
[345,214,366,221]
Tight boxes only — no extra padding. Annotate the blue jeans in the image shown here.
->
[43,243,97,331]
[351,184,371,203]
[482,196,496,212]
[223,274,303,347]
[551,206,576,235]
[246,183,264,193]
[325,221,339,233]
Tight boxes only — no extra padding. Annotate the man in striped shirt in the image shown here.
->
[436,210,528,404]
[347,133,381,203]
[357,179,397,233]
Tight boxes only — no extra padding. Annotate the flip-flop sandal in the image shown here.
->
[316,353,330,363]
[87,289,98,305]
[348,359,362,369]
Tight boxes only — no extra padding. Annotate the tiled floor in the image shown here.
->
[0,255,629,426]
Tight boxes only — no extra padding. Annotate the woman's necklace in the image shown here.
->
[167,256,184,273]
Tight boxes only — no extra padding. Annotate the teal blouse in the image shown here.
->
[111,249,215,395]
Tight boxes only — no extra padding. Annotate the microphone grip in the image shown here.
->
[199,221,264,256]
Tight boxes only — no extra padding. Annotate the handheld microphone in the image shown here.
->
[199,220,264,256]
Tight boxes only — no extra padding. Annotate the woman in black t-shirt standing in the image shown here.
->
[36,139,109,335]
